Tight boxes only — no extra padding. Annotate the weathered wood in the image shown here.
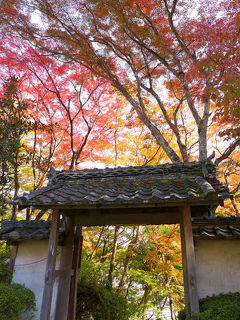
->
[180,205,199,314]
[72,212,181,226]
[180,220,190,310]
[55,217,75,320]
[40,209,60,320]
[64,207,179,216]
[9,245,18,272]
[54,270,65,278]
[33,199,220,210]
[68,226,83,320]
[35,209,47,221]
[26,208,31,220]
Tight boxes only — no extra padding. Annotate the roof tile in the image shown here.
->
[13,161,230,209]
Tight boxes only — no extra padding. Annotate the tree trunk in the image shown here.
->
[89,227,105,261]
[198,95,210,161]
[119,226,139,288]
[108,225,120,288]
[11,152,20,220]
[169,297,174,320]
[231,198,240,216]
[139,284,152,320]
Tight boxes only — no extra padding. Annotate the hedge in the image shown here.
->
[178,293,240,320]
[0,282,36,320]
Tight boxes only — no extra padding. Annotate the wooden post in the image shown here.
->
[9,244,18,272]
[55,217,75,320]
[180,205,199,314]
[180,218,190,310]
[40,209,60,320]
[68,226,83,320]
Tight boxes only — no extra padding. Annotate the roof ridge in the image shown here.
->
[48,161,216,184]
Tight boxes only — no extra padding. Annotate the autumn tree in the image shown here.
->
[81,225,183,319]
[194,0,240,142]
[0,34,124,219]
[0,36,120,170]
[3,0,240,164]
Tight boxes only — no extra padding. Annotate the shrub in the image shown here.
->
[76,260,136,320]
[178,293,240,320]
[0,282,36,320]
[0,241,11,260]
[0,241,36,319]
[0,259,12,284]
[0,241,12,283]
[76,276,131,320]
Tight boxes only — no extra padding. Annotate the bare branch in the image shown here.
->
[215,138,240,166]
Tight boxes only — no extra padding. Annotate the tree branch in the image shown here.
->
[215,138,240,166]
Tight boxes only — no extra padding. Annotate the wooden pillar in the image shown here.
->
[9,244,18,272]
[68,226,83,320]
[40,209,60,320]
[180,205,199,314]
[55,217,75,320]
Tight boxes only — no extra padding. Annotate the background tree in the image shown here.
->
[0,76,31,218]
[81,225,183,319]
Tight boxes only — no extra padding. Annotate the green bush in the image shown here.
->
[0,282,36,320]
[0,241,12,284]
[76,277,131,320]
[0,242,11,260]
[76,260,136,320]
[178,293,240,320]
[0,259,12,284]
[0,241,36,319]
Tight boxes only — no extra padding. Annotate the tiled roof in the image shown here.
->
[13,162,230,209]
[0,220,65,242]
[192,217,240,239]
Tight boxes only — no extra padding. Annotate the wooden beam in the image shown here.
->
[40,209,60,320]
[66,207,178,214]
[35,209,47,221]
[32,199,220,210]
[72,212,181,226]
[68,226,83,320]
[55,217,75,320]
[180,205,199,314]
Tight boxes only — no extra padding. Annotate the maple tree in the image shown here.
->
[2,0,240,164]
[0,35,122,219]
[0,1,239,318]
[0,37,120,170]
[194,0,240,141]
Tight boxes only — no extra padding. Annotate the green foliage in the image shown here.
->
[0,242,12,284]
[0,282,35,320]
[0,241,36,319]
[178,308,187,320]
[82,225,184,319]
[0,260,12,284]
[0,76,31,216]
[77,260,136,320]
[0,241,11,260]
[178,293,240,320]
